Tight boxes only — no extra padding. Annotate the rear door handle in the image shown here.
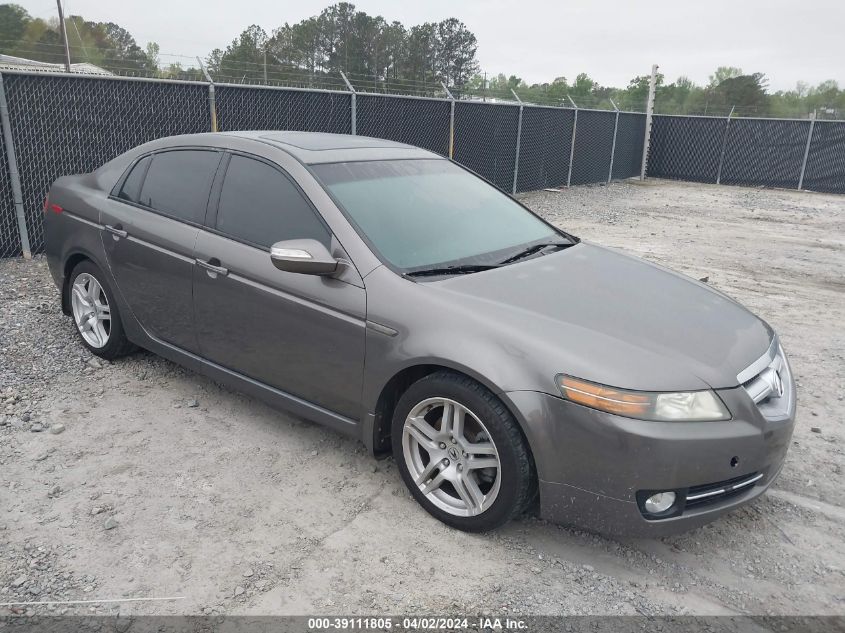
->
[195,258,229,276]
[104,224,128,239]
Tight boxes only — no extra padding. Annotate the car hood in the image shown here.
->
[434,242,772,392]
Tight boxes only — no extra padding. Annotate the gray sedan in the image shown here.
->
[44,132,796,535]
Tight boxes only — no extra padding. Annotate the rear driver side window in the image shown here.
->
[216,155,330,248]
[138,150,220,224]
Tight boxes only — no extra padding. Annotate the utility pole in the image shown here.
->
[640,63,658,180]
[263,48,267,84]
[56,0,72,72]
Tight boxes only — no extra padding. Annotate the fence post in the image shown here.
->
[607,99,620,184]
[0,73,31,259]
[640,63,658,180]
[798,111,815,190]
[566,97,578,188]
[441,82,455,159]
[340,71,356,135]
[715,105,734,185]
[511,89,523,195]
[197,57,217,132]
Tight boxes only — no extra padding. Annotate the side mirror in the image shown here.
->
[270,238,339,275]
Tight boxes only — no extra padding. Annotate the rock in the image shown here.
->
[34,453,49,462]
[810,427,821,433]
[21,412,31,422]
[187,398,198,408]
[104,517,119,530]
[91,507,105,516]
[86,358,103,370]
[243,569,254,578]
[698,276,709,283]
[311,450,319,457]
[48,484,62,497]
[583,564,595,572]
[11,575,27,588]
[30,423,44,432]
[234,586,245,596]
[49,423,66,435]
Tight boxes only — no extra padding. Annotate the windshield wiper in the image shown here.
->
[405,264,500,278]
[498,241,574,265]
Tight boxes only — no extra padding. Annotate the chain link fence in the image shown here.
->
[801,121,845,194]
[356,94,451,156]
[515,106,575,192]
[215,85,351,134]
[611,113,647,180]
[1,73,210,254]
[0,119,18,258]
[0,69,842,259]
[453,102,521,192]
[646,114,845,194]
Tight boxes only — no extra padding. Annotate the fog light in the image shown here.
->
[644,491,676,514]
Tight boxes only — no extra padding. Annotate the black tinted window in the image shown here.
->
[118,156,150,203]
[216,155,329,248]
[139,150,220,223]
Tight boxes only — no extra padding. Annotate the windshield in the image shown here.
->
[312,159,563,272]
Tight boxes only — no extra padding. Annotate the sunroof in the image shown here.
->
[258,132,403,151]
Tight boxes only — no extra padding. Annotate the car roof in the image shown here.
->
[218,131,442,165]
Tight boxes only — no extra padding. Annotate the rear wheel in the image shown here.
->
[392,371,534,532]
[69,260,135,359]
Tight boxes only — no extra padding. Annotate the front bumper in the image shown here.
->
[504,381,795,537]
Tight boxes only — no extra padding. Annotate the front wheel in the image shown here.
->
[391,371,535,532]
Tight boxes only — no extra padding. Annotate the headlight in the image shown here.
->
[556,375,730,421]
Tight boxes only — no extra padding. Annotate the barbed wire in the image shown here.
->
[2,39,840,119]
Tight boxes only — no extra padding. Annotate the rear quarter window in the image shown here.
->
[117,156,151,204]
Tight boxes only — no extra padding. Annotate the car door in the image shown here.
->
[192,152,366,419]
[100,148,222,353]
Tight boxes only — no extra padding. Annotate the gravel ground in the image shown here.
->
[0,179,843,618]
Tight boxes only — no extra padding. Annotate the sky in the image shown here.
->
[21,0,845,91]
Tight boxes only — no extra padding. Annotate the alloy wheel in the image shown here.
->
[402,397,501,517]
[71,272,111,348]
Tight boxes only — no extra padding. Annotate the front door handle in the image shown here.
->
[195,258,229,277]
[104,224,128,239]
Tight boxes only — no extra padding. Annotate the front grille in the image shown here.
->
[684,472,763,509]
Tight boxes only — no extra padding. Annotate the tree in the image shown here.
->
[710,73,769,114]
[708,66,742,89]
[405,23,437,84]
[0,3,29,48]
[434,18,478,88]
[145,42,159,70]
[217,25,268,83]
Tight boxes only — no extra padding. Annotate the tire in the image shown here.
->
[68,260,135,360]
[391,370,535,532]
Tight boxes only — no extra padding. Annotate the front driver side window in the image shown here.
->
[216,155,330,248]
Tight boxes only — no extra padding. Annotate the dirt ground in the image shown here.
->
[1,179,843,617]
